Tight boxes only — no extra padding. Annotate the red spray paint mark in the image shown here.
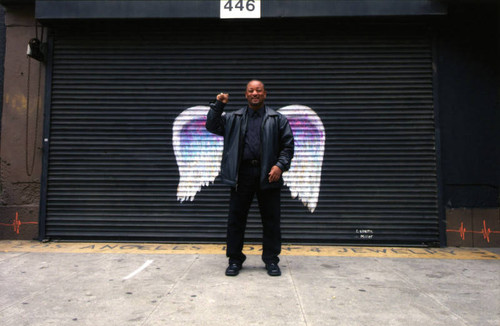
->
[0,212,38,234]
[481,220,493,243]
[447,220,500,243]
[459,221,466,240]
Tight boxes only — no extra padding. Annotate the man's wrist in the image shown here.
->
[214,100,226,110]
[210,100,226,113]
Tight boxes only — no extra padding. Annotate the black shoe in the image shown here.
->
[265,263,281,276]
[225,263,242,276]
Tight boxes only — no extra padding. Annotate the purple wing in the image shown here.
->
[278,105,325,213]
[173,106,223,202]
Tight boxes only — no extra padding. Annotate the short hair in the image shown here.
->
[246,80,265,90]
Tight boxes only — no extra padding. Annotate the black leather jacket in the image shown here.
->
[206,100,294,189]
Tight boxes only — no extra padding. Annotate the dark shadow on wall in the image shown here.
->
[437,2,500,208]
[0,6,5,137]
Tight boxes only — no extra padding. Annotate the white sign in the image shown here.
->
[220,0,261,19]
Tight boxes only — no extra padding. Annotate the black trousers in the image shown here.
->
[226,163,281,265]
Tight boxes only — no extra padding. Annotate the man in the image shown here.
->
[206,80,294,277]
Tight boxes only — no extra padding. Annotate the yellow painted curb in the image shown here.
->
[0,241,498,260]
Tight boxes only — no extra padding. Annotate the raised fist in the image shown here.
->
[217,93,229,104]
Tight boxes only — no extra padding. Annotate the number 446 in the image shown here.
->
[224,0,256,11]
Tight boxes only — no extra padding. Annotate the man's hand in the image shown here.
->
[268,165,282,183]
[217,93,229,104]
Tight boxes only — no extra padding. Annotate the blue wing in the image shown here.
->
[172,106,223,202]
[278,105,325,213]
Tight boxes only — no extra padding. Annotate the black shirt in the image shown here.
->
[242,106,264,161]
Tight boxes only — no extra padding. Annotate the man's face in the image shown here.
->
[245,81,267,109]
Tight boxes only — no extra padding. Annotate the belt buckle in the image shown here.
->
[251,160,259,166]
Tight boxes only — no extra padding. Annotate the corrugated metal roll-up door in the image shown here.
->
[44,20,440,245]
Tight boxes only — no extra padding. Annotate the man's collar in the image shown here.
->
[247,105,265,116]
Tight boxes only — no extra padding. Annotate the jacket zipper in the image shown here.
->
[235,111,248,192]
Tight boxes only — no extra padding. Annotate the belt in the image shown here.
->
[242,159,260,167]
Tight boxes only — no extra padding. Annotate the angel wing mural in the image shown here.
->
[172,105,325,213]
[172,106,224,202]
[278,105,325,213]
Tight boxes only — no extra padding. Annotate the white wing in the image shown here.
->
[172,106,223,202]
[278,105,325,213]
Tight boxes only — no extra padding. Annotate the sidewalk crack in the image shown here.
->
[140,255,198,325]
[285,256,309,326]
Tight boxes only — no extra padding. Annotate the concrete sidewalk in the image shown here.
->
[0,243,499,326]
